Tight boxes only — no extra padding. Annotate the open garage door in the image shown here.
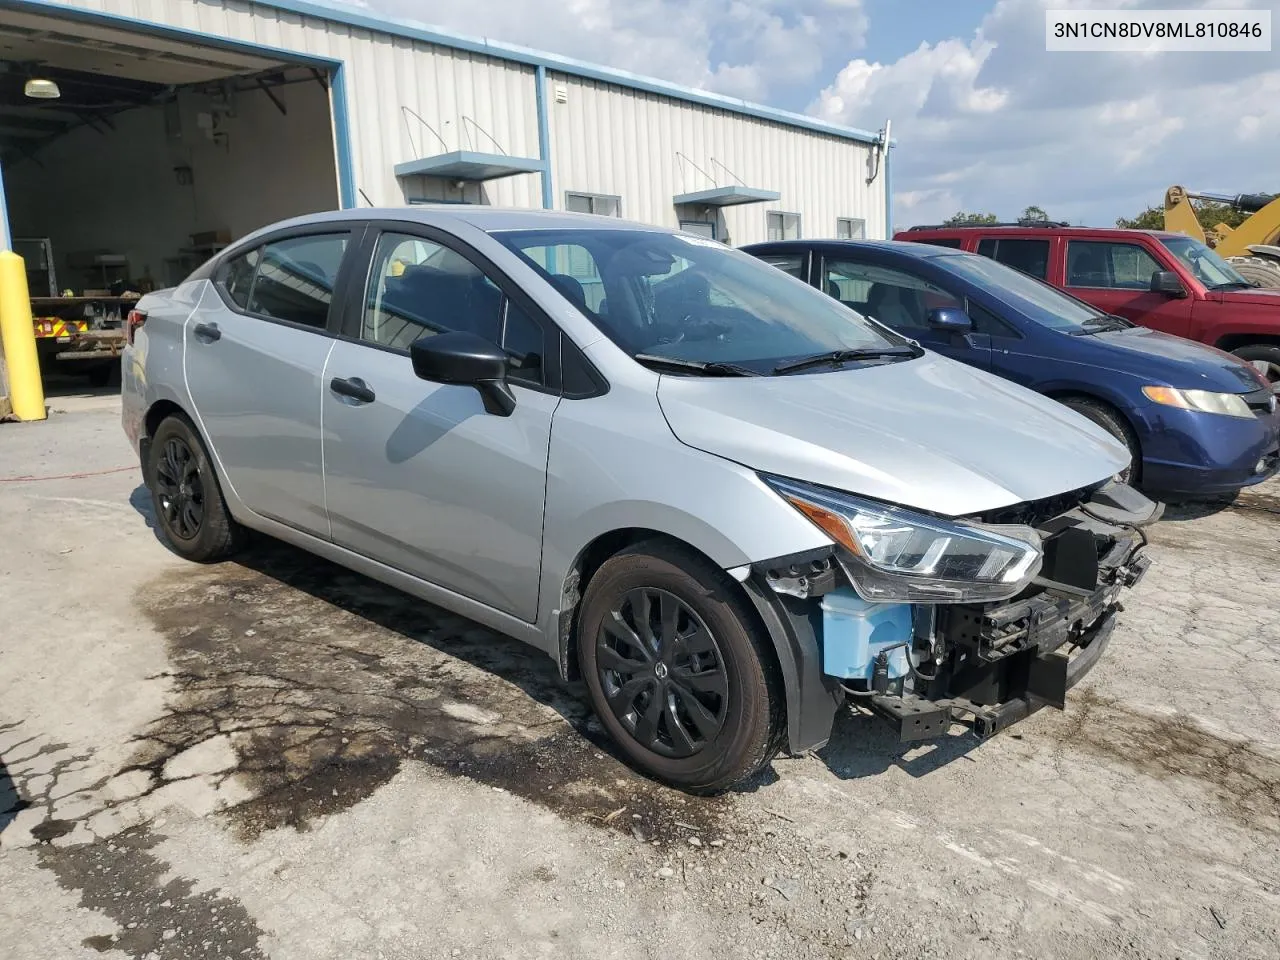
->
[0,5,342,384]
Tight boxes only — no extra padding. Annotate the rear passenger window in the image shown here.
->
[245,234,348,329]
[363,233,504,350]
[976,238,1049,280]
[915,238,963,249]
[220,248,260,309]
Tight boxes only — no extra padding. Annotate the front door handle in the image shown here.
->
[193,322,221,342]
[330,376,376,404]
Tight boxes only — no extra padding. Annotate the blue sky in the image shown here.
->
[361,0,1280,230]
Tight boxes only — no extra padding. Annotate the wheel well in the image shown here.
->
[144,399,188,440]
[1215,333,1280,352]
[1044,390,1141,449]
[556,529,773,685]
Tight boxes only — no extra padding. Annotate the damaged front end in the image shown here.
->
[750,479,1158,749]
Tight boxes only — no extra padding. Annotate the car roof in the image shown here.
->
[741,238,969,258]
[901,224,1184,241]
[256,205,674,235]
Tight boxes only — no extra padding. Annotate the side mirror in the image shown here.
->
[927,306,973,333]
[1150,271,1186,297]
[409,331,516,416]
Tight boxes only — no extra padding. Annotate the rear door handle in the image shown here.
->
[330,376,376,404]
[193,322,221,342]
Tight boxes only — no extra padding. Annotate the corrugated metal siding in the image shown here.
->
[40,1,884,234]
[547,73,884,244]
[45,0,543,208]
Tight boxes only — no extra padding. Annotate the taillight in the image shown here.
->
[126,309,147,345]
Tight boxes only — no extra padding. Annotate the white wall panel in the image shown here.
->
[547,74,885,244]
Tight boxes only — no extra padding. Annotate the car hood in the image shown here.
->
[656,353,1130,517]
[1216,286,1280,307]
[1086,327,1263,392]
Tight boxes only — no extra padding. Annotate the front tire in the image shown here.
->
[147,415,246,562]
[577,541,783,793]
[1230,343,1280,388]
[1061,397,1142,485]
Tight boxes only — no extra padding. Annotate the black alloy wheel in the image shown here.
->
[596,587,728,758]
[153,436,205,541]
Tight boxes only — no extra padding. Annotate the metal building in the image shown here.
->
[0,0,892,287]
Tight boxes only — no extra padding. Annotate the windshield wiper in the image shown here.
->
[1211,281,1255,290]
[1074,315,1132,335]
[772,345,920,375]
[633,353,760,377]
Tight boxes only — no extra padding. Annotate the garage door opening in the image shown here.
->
[0,7,342,385]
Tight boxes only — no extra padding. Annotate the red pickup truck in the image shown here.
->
[895,223,1280,386]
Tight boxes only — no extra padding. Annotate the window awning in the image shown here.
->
[394,150,543,182]
[673,185,781,207]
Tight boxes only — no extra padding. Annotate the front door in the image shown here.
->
[321,228,559,622]
[822,257,992,370]
[1062,239,1195,337]
[183,230,354,537]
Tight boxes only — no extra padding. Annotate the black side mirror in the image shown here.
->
[409,331,516,416]
[1150,271,1186,297]
[927,306,973,333]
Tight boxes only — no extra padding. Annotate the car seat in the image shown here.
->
[865,283,920,329]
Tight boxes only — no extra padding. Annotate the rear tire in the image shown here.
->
[147,414,246,562]
[1226,255,1280,289]
[577,540,784,793]
[1230,343,1280,388]
[1060,397,1141,485]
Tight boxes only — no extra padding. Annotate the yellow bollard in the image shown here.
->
[0,249,46,421]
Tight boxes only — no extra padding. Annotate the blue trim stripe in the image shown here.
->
[330,64,357,209]
[884,144,894,239]
[534,65,554,210]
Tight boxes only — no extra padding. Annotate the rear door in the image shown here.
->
[821,254,992,370]
[184,226,358,537]
[1062,239,1195,337]
[320,224,559,622]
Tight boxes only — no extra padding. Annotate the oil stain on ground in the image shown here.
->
[133,539,727,842]
[1048,689,1280,833]
[39,826,265,960]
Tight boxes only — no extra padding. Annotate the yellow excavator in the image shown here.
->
[1164,186,1280,287]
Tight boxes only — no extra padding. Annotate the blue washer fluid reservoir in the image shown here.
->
[819,587,911,681]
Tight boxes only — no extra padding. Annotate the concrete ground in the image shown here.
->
[1,396,1278,960]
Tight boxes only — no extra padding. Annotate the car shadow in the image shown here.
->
[1155,493,1238,522]
[127,489,979,794]
[815,705,981,780]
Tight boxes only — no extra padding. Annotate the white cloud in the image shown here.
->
[360,0,869,103]
[812,0,1280,228]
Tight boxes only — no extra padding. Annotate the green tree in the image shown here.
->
[1020,205,1050,222]
[1116,201,1251,232]
[942,211,999,225]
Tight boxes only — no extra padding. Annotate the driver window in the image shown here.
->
[1066,241,1162,290]
[824,260,961,331]
[362,232,503,351]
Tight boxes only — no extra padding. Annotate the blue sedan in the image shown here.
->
[742,239,1280,497]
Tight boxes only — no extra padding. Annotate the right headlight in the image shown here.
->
[764,476,1043,603]
[1142,386,1253,419]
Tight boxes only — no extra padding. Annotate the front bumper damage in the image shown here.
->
[865,481,1158,741]
[747,481,1158,753]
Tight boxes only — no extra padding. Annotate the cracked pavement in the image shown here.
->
[2,398,1278,960]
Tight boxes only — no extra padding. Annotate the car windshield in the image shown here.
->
[1158,235,1251,288]
[492,228,908,373]
[938,252,1102,331]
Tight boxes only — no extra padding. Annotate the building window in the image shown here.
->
[679,220,717,240]
[565,192,621,217]
[836,217,865,240]
[767,211,801,241]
